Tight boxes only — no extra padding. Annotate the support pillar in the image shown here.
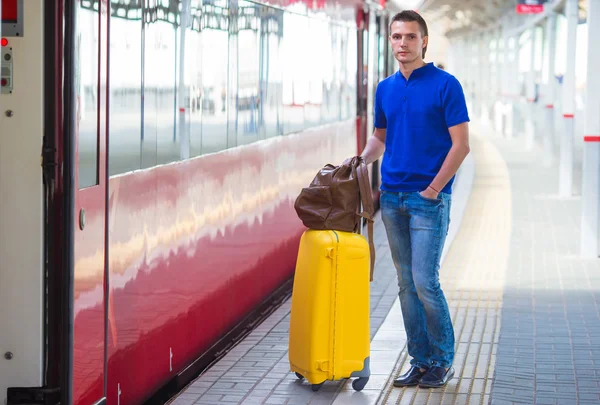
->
[474,38,482,120]
[525,28,537,150]
[581,0,600,258]
[503,28,512,138]
[559,0,577,197]
[484,33,492,125]
[510,35,521,139]
[495,28,503,134]
[542,13,557,165]
[481,35,488,123]
[468,38,477,116]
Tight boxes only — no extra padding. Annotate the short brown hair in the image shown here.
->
[389,10,429,58]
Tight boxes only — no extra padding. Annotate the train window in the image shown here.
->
[201,0,229,154]
[149,19,179,167]
[235,1,261,146]
[319,23,334,125]
[258,6,283,139]
[188,0,204,157]
[331,25,343,123]
[227,0,239,149]
[102,0,359,172]
[345,26,357,121]
[109,5,142,176]
[281,12,307,135]
[77,2,99,189]
[305,17,325,128]
[141,15,159,169]
[170,1,202,160]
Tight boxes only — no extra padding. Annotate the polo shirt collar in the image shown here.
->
[397,62,434,81]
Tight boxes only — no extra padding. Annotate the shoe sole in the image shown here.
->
[393,381,420,387]
[418,382,448,388]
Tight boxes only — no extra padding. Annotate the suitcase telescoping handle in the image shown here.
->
[354,158,375,282]
[358,200,362,236]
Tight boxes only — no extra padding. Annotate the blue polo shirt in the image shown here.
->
[374,62,469,194]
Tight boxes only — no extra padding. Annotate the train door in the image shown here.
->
[356,8,368,155]
[370,12,388,194]
[71,0,109,404]
[356,6,384,198]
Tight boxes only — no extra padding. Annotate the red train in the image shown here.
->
[1,0,394,404]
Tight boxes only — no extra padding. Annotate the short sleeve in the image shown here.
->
[442,76,470,128]
[374,83,387,129]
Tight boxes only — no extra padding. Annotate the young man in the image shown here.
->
[360,11,470,388]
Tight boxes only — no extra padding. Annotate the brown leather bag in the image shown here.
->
[294,156,376,281]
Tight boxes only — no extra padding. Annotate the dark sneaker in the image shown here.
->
[393,366,429,387]
[418,366,455,388]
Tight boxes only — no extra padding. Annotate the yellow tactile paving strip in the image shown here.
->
[377,135,512,405]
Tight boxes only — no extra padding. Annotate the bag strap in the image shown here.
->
[355,158,376,281]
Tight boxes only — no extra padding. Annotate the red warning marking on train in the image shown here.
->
[1,0,18,22]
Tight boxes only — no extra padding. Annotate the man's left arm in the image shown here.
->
[420,76,471,199]
[421,122,470,199]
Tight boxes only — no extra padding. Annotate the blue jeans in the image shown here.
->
[380,190,454,369]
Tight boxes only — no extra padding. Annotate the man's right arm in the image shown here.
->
[360,128,386,165]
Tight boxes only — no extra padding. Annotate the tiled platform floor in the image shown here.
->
[168,128,600,405]
[166,141,474,405]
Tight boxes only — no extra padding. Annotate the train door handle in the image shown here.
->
[79,208,86,230]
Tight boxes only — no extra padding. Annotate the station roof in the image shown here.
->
[390,0,588,38]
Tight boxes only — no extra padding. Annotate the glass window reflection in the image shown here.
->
[109,6,143,176]
[187,0,204,157]
[305,17,325,128]
[201,0,229,154]
[345,27,357,121]
[259,6,283,138]
[282,12,307,135]
[236,1,261,146]
[151,20,178,166]
[78,3,99,189]
[332,25,342,122]
[103,0,359,176]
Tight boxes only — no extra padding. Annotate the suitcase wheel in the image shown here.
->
[352,377,369,391]
[311,382,324,392]
[294,372,304,380]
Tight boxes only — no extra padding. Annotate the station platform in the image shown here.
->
[168,127,600,405]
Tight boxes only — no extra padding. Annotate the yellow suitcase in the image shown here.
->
[288,229,371,392]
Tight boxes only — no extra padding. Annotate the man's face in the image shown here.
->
[389,21,427,64]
